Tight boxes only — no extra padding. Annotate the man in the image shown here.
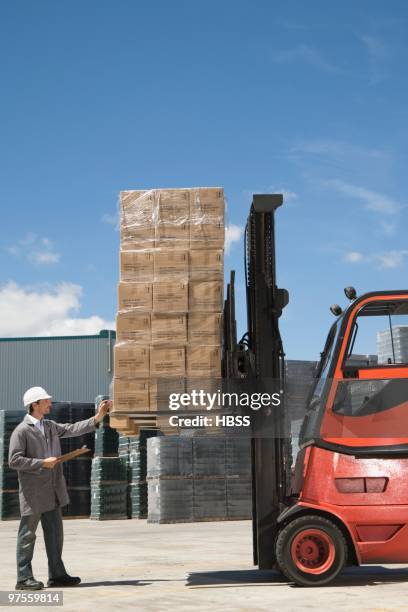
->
[8,386,111,591]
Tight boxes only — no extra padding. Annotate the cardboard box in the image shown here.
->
[188,313,222,345]
[120,226,155,251]
[120,251,154,282]
[120,190,155,249]
[113,378,150,412]
[116,312,151,343]
[155,223,189,249]
[154,249,188,279]
[120,190,154,225]
[150,346,185,377]
[150,377,185,412]
[190,187,224,221]
[153,281,188,312]
[189,250,223,281]
[151,313,187,345]
[157,189,190,223]
[186,346,221,377]
[114,344,149,377]
[118,283,152,311]
[189,281,223,312]
[190,221,225,249]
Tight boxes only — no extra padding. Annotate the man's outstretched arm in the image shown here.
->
[53,400,111,439]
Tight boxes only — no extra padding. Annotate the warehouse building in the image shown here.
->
[0,330,115,411]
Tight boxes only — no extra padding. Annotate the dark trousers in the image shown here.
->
[16,506,67,582]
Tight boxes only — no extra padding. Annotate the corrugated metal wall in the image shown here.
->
[0,331,115,411]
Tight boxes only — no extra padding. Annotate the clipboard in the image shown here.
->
[57,446,90,463]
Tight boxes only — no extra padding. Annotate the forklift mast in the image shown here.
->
[223,194,289,569]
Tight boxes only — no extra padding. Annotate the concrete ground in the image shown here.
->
[0,519,408,612]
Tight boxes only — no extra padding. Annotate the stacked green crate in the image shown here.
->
[90,457,128,520]
[54,403,94,518]
[94,415,119,457]
[118,434,133,518]
[94,396,119,458]
[118,434,131,457]
[127,430,157,519]
[0,411,25,520]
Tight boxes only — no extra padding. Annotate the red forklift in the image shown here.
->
[223,194,408,586]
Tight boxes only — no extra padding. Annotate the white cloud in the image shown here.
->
[375,250,408,269]
[6,234,60,266]
[273,44,339,73]
[0,282,114,337]
[324,179,400,215]
[343,249,408,269]
[292,139,388,161]
[225,224,244,255]
[29,250,60,265]
[344,251,364,263]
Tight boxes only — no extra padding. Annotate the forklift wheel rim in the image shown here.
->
[291,528,335,575]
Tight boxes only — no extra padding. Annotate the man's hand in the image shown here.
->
[42,457,60,469]
[95,399,112,423]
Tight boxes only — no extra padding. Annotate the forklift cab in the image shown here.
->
[282,291,408,586]
[300,291,408,451]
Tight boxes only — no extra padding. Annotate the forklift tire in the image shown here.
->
[276,515,347,587]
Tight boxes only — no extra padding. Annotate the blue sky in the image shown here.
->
[0,0,407,359]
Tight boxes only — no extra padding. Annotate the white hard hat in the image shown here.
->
[23,386,52,408]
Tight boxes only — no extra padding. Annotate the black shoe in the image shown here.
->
[47,575,81,587]
[16,578,44,590]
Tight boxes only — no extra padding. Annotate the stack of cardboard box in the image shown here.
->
[110,187,225,434]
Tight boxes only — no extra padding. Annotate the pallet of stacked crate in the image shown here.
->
[147,436,194,523]
[192,436,228,521]
[90,456,128,520]
[0,411,25,520]
[378,326,408,363]
[111,187,224,436]
[127,429,158,518]
[147,434,252,524]
[226,437,252,520]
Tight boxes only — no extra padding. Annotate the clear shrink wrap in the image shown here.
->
[112,187,226,424]
[120,187,224,254]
